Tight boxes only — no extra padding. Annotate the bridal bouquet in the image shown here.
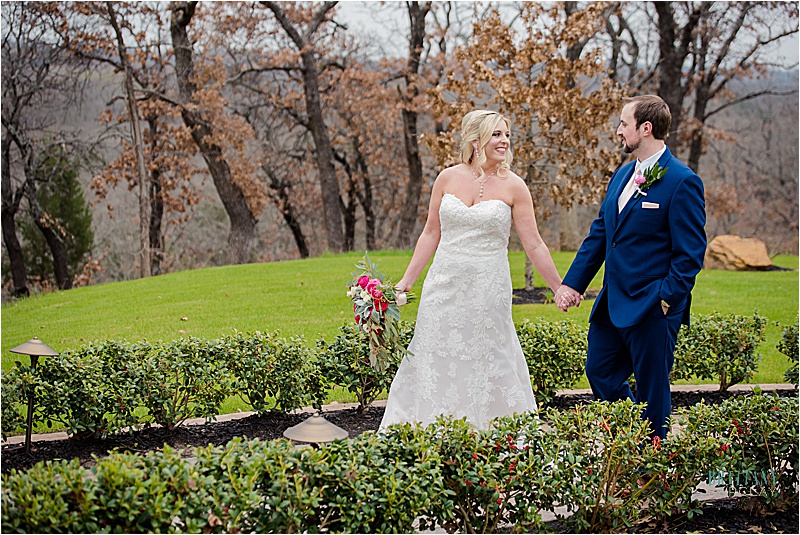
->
[347,252,415,371]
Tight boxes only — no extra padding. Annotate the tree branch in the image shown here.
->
[705,88,799,119]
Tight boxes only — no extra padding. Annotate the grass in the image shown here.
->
[3,251,797,410]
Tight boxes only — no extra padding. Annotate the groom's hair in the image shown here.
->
[625,95,671,140]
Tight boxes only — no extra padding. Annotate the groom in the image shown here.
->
[555,95,706,439]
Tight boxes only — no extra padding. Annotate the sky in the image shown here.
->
[335,0,800,65]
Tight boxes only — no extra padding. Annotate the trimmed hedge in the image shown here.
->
[316,322,413,413]
[516,319,587,405]
[777,316,799,387]
[2,393,796,533]
[1,313,782,440]
[672,312,766,391]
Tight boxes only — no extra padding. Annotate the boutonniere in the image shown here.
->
[634,162,668,198]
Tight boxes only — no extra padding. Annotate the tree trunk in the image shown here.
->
[25,184,71,290]
[300,47,345,253]
[342,186,357,252]
[558,203,583,251]
[107,1,150,278]
[262,1,344,253]
[395,1,431,249]
[1,137,30,297]
[263,166,309,259]
[654,2,706,152]
[170,1,256,264]
[147,117,165,274]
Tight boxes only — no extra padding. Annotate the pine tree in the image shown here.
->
[19,148,93,288]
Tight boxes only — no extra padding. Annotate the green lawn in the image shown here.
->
[3,251,797,390]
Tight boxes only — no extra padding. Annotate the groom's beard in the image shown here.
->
[621,137,640,154]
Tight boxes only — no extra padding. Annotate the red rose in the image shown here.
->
[365,278,380,293]
[358,275,369,288]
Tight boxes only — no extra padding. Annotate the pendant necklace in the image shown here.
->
[472,165,500,197]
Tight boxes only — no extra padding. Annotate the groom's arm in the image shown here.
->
[562,197,609,295]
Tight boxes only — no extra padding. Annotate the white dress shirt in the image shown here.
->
[618,146,667,213]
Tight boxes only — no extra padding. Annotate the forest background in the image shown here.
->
[2,0,798,299]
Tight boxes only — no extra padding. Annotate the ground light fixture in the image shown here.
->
[9,337,59,453]
[283,411,349,446]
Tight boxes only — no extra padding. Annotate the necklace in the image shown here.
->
[471,165,500,197]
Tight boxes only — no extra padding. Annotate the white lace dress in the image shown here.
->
[379,193,538,431]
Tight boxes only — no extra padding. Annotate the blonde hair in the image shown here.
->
[459,110,513,175]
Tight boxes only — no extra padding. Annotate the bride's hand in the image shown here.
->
[395,281,410,306]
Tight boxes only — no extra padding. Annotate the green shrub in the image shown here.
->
[316,322,413,412]
[643,404,733,521]
[137,338,230,430]
[2,394,796,532]
[34,341,146,439]
[1,459,99,533]
[298,426,446,533]
[688,390,799,507]
[223,331,326,415]
[190,438,310,533]
[1,363,37,440]
[541,400,657,532]
[420,413,554,534]
[90,446,207,533]
[516,319,587,405]
[777,317,799,387]
[672,312,766,391]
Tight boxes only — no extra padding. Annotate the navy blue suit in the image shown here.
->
[563,146,706,438]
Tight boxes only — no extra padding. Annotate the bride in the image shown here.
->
[380,110,577,431]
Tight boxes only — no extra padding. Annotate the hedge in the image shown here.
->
[2,314,792,441]
[2,392,796,533]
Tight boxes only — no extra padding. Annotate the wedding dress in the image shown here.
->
[380,193,538,431]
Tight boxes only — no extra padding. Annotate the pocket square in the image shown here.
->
[642,202,660,209]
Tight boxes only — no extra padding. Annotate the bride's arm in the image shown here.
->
[396,173,447,292]
[509,176,563,293]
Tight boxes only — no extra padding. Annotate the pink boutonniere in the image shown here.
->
[634,162,668,198]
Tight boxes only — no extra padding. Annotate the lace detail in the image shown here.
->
[380,194,537,431]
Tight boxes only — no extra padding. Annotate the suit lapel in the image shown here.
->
[611,163,636,229]
[615,147,674,230]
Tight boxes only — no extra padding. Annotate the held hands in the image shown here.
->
[554,284,583,312]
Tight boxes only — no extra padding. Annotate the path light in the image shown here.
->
[283,411,348,446]
[9,337,59,453]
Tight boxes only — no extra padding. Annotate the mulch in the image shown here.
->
[2,388,797,533]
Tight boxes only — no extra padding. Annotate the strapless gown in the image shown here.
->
[379,193,538,431]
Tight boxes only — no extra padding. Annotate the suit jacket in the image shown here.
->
[563,146,707,328]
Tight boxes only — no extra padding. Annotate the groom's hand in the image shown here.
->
[555,285,582,312]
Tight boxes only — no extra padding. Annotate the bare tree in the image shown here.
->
[261,1,346,253]
[104,1,150,277]
[170,1,257,264]
[607,2,798,172]
[394,1,431,249]
[2,2,93,294]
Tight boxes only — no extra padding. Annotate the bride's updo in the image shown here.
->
[459,110,513,176]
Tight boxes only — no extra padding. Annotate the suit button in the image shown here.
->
[612,242,617,247]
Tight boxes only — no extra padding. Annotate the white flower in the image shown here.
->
[361,290,372,302]
[396,292,408,306]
